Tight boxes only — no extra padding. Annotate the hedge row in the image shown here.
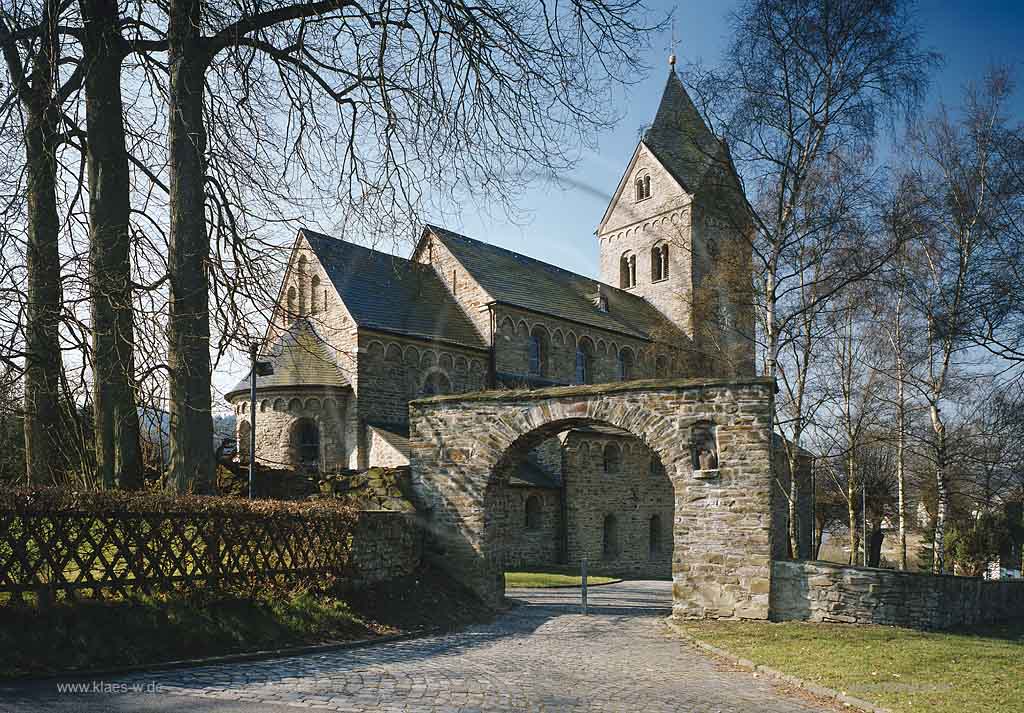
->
[0,486,357,517]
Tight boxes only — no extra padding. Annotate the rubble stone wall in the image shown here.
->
[771,559,1024,629]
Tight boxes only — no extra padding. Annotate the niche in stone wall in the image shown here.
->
[690,421,719,479]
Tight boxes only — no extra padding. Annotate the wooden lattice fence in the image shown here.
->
[0,489,357,604]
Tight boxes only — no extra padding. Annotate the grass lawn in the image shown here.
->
[505,569,620,588]
[676,619,1023,713]
[1,566,490,678]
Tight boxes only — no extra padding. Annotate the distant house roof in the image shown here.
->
[424,225,682,341]
[509,459,561,489]
[368,424,411,461]
[226,319,350,399]
[300,229,487,350]
[641,70,728,195]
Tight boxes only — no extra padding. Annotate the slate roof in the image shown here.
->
[642,69,727,194]
[300,229,487,350]
[425,226,681,341]
[226,319,349,399]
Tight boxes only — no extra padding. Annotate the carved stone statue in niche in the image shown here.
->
[690,421,719,474]
[698,447,718,471]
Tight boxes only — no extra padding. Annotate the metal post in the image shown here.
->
[580,557,588,615]
[249,342,258,499]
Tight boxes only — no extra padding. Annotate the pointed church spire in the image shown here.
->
[642,66,721,194]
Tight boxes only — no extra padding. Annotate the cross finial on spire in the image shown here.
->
[668,12,678,68]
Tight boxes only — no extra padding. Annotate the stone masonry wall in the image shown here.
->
[493,306,689,385]
[485,485,562,569]
[598,143,694,334]
[259,233,361,469]
[562,431,673,579]
[771,560,1024,629]
[232,389,350,471]
[348,511,423,588]
[357,331,489,429]
[410,377,776,619]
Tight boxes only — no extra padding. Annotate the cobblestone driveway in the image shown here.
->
[0,581,833,712]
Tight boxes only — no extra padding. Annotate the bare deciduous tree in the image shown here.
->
[144,0,658,492]
[0,0,82,484]
[684,0,937,555]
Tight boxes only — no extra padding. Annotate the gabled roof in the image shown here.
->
[300,229,487,350]
[641,69,727,195]
[226,319,349,399]
[424,225,681,341]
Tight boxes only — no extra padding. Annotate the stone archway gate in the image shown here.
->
[409,377,777,621]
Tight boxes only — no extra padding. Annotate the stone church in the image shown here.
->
[226,67,756,578]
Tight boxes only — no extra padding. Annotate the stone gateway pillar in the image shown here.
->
[409,377,776,620]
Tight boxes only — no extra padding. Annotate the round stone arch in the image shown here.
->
[479,411,686,583]
[409,378,776,620]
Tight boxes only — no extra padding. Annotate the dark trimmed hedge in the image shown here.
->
[0,486,356,517]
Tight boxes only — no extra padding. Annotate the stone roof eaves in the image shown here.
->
[358,325,491,353]
[224,382,351,402]
[411,376,775,406]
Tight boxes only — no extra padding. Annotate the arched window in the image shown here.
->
[603,443,621,474]
[292,418,320,469]
[617,348,634,381]
[602,514,618,559]
[421,371,452,396]
[620,252,637,288]
[310,275,321,315]
[575,338,595,385]
[525,495,542,530]
[635,173,651,201]
[286,286,297,315]
[237,421,251,464]
[651,243,669,281]
[649,514,662,558]
[528,326,550,376]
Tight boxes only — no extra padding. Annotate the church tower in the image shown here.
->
[596,63,754,376]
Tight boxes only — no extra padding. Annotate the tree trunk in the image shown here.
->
[167,0,215,493]
[788,452,799,558]
[892,291,908,570]
[847,448,861,565]
[931,403,948,573]
[81,0,143,490]
[868,524,884,568]
[896,363,907,570]
[20,6,66,485]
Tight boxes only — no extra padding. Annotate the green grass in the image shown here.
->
[505,570,619,588]
[0,566,491,678]
[676,619,1024,713]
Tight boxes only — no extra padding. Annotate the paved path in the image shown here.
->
[0,581,834,712]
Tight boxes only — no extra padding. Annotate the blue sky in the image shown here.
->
[213,0,1024,403]
[436,0,1024,279]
